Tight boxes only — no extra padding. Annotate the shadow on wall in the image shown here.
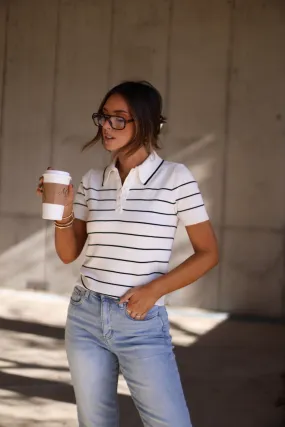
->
[0,133,220,308]
[0,307,284,427]
[163,132,220,309]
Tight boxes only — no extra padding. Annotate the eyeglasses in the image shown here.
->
[92,113,134,130]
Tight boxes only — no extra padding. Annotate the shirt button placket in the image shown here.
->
[116,171,132,212]
[116,190,122,212]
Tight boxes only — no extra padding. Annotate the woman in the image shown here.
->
[37,81,218,427]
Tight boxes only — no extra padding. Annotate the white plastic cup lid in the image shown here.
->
[44,170,70,176]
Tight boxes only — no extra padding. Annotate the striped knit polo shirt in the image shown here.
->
[73,151,209,305]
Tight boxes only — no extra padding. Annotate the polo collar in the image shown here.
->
[102,151,164,187]
[102,159,117,187]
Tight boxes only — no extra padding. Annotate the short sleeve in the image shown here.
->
[174,164,209,226]
[73,172,89,221]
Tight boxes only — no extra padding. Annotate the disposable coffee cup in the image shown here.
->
[42,170,71,220]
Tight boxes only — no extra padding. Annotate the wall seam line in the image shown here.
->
[107,0,115,88]
[164,0,174,118]
[0,0,9,208]
[217,0,236,309]
[45,0,62,287]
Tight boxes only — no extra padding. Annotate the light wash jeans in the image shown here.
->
[65,285,192,427]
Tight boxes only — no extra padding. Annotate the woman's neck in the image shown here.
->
[116,146,150,183]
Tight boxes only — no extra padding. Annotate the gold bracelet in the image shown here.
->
[55,222,74,230]
[54,218,74,228]
[55,212,74,226]
[62,212,74,221]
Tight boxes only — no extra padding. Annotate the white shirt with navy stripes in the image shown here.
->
[73,151,209,305]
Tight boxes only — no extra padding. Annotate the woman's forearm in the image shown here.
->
[55,224,79,264]
[149,250,219,299]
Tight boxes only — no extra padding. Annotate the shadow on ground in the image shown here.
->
[0,314,284,427]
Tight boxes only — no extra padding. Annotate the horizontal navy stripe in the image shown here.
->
[83,186,116,192]
[176,192,200,202]
[84,274,133,288]
[85,255,168,264]
[82,183,195,193]
[74,202,88,207]
[123,209,176,216]
[129,181,196,192]
[83,265,164,277]
[178,204,205,213]
[130,187,172,192]
[77,192,85,196]
[86,219,177,228]
[126,198,175,205]
[88,231,174,240]
[173,181,196,191]
[87,198,116,202]
[88,244,171,251]
[89,209,116,212]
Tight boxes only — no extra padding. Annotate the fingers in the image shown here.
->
[126,307,146,320]
[36,166,50,196]
[64,183,74,206]
[126,309,140,319]
[120,289,135,304]
[135,312,146,320]
[36,168,69,197]
[36,176,44,196]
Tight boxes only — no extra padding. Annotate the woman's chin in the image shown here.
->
[103,139,117,151]
[103,139,125,152]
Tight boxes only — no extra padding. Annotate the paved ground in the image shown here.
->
[0,288,284,427]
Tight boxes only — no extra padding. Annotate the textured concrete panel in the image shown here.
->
[164,0,230,309]
[0,217,45,289]
[219,228,284,317]
[166,0,231,226]
[0,0,7,123]
[225,0,285,228]
[44,224,85,295]
[0,0,58,215]
[0,218,15,255]
[110,0,170,96]
[50,0,112,188]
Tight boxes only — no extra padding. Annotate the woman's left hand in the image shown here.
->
[119,284,160,320]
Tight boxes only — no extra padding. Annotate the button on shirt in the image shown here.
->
[73,151,209,305]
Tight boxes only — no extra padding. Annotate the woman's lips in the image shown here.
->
[104,133,115,140]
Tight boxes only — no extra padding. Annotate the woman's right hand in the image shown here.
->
[36,167,75,217]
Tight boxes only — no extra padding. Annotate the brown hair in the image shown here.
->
[82,80,166,156]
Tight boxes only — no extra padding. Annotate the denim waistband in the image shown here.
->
[77,277,120,301]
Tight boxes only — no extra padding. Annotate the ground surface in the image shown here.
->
[0,289,284,427]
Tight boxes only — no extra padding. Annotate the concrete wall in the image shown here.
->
[0,0,284,317]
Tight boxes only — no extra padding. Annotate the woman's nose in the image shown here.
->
[102,118,112,130]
